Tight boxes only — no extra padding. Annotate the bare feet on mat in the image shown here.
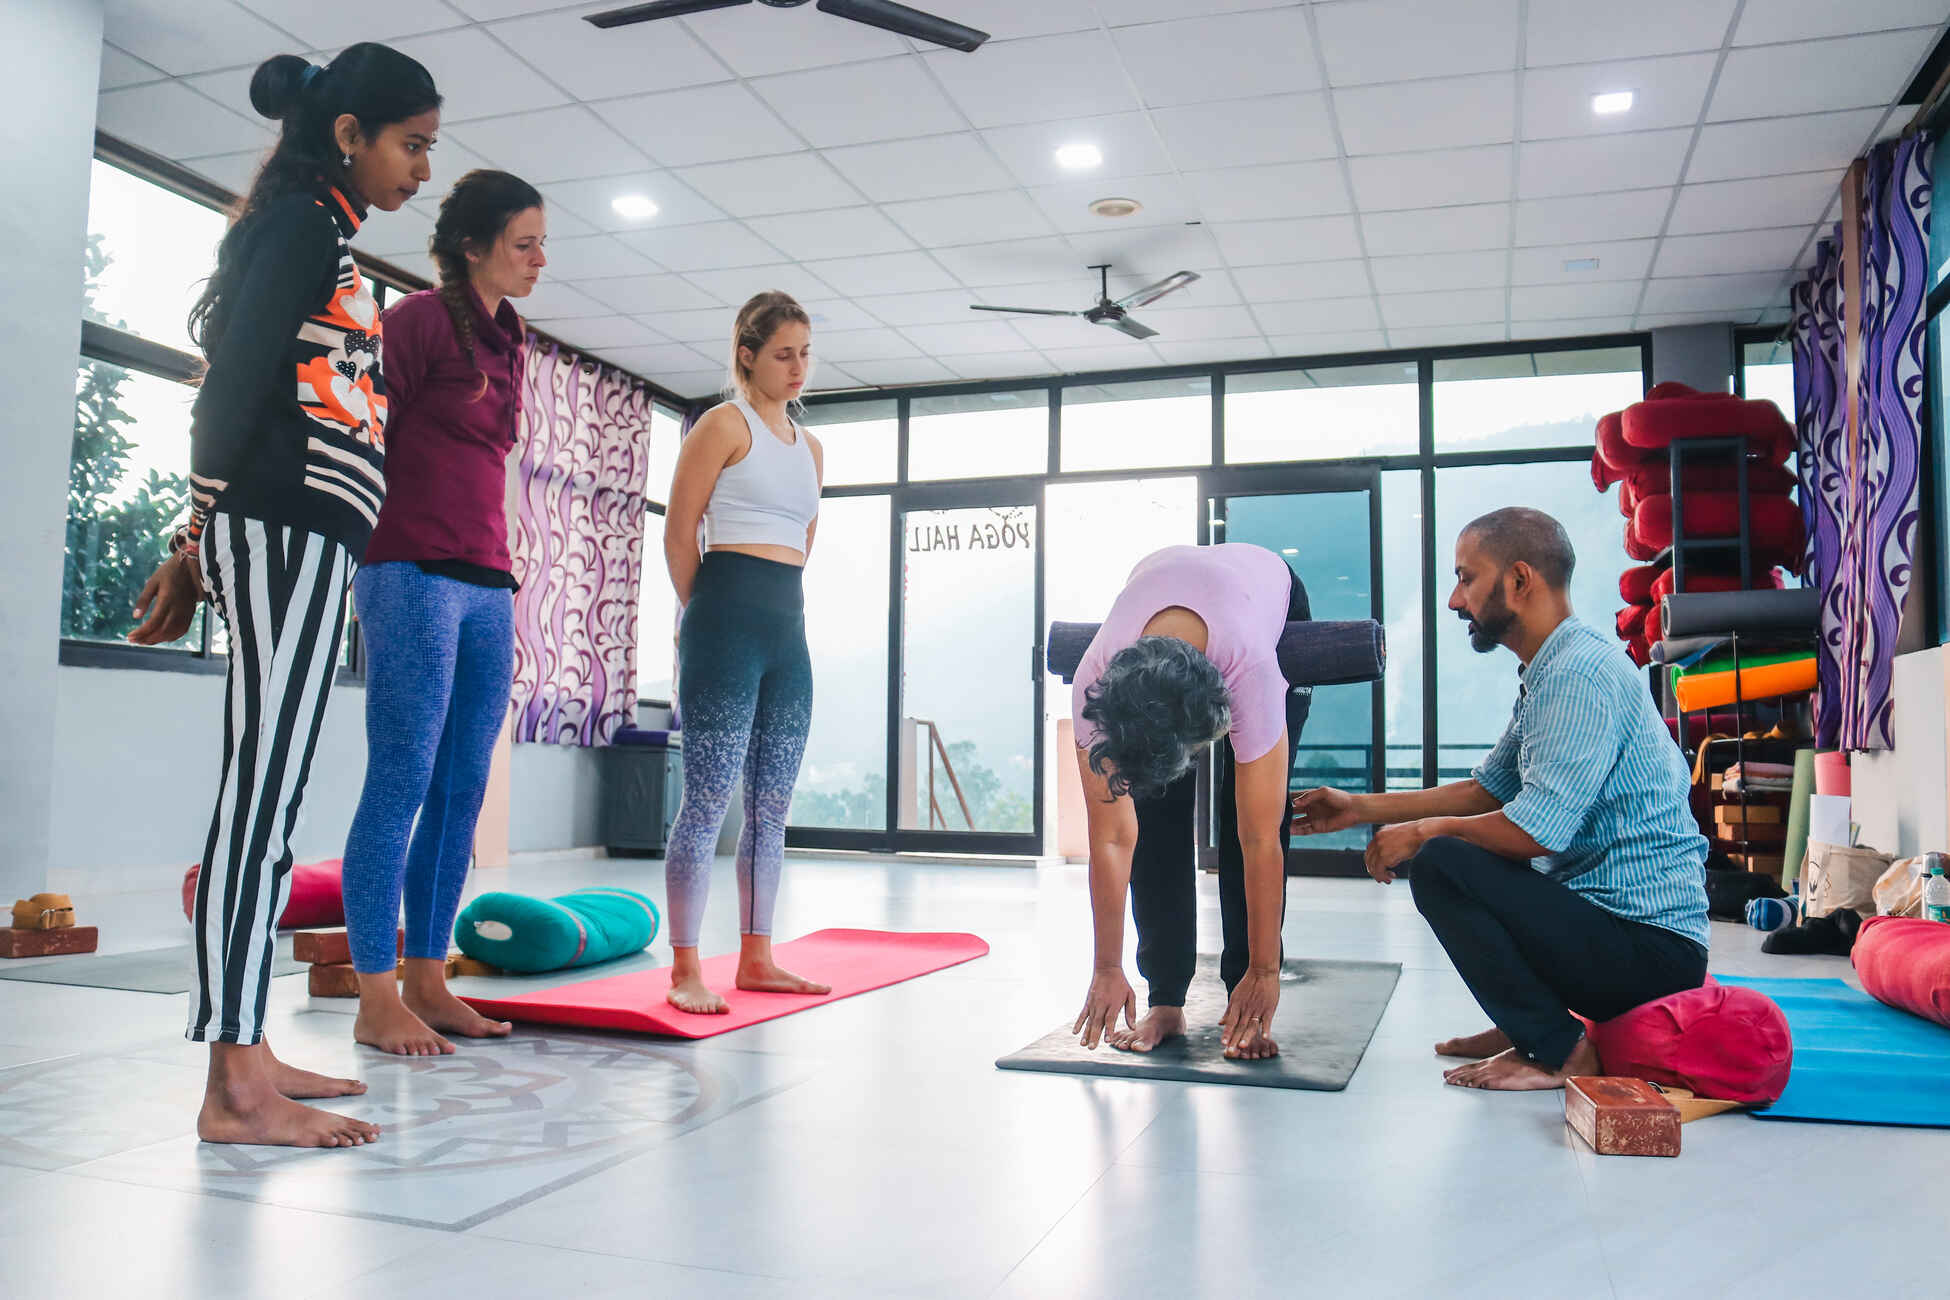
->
[354,976,456,1057]
[666,974,729,1015]
[1107,1006,1186,1053]
[262,1038,365,1098]
[1443,1035,1600,1092]
[402,971,512,1041]
[1434,1026,1512,1060]
[734,960,831,996]
[200,1043,379,1147]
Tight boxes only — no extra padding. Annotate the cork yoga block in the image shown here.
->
[0,926,99,958]
[1565,1076,1682,1157]
[292,928,403,967]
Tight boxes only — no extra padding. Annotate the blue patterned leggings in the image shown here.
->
[665,552,812,949]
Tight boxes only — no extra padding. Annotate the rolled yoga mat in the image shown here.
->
[1659,587,1821,641]
[1671,657,1817,713]
[1046,619,1385,686]
[454,887,660,974]
[1814,749,1851,797]
[1782,748,1815,891]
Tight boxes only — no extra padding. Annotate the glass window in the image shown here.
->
[1226,362,1419,463]
[801,397,897,486]
[1433,461,1633,778]
[1381,469,1424,790]
[84,159,226,359]
[1059,376,1210,472]
[791,495,892,829]
[62,359,202,650]
[908,389,1047,481]
[637,512,677,702]
[1433,347,1644,452]
[1740,338,1795,419]
[646,403,683,506]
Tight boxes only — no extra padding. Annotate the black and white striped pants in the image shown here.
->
[187,515,354,1044]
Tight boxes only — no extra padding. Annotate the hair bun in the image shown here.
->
[249,54,314,122]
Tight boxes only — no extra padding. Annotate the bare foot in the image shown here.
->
[1443,1035,1601,1092]
[200,1042,379,1148]
[734,959,831,996]
[1435,1026,1512,1060]
[354,977,455,1057]
[666,973,729,1015]
[402,983,512,1041]
[263,1039,366,1099]
[1107,1006,1186,1053]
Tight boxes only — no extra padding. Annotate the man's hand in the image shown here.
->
[1220,967,1280,1058]
[1364,820,1430,883]
[1291,786,1357,836]
[1072,966,1137,1050]
[130,553,201,646]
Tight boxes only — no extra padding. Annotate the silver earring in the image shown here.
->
[341,152,352,168]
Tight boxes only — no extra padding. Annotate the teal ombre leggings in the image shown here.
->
[665,552,812,948]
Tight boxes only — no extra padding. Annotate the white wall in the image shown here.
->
[2,0,105,901]
[509,744,605,853]
[1849,644,1949,859]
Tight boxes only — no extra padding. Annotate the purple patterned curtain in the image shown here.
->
[509,342,655,746]
[1791,235,1847,748]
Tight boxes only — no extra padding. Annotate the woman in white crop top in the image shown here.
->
[658,291,829,1016]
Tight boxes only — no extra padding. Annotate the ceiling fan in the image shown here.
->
[584,0,989,53]
[970,264,1201,341]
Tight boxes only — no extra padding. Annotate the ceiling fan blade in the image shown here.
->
[817,0,989,51]
[1103,314,1159,340]
[1112,270,1200,311]
[584,0,751,28]
[970,305,1080,317]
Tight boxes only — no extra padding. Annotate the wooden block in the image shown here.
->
[450,954,500,978]
[1565,1076,1681,1157]
[0,925,99,959]
[1732,853,1786,878]
[307,962,360,998]
[1714,804,1783,826]
[292,929,403,966]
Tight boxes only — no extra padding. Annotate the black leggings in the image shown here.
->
[1129,567,1309,1008]
[1408,836,1708,1068]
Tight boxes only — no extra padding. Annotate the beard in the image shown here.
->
[1462,586,1517,653]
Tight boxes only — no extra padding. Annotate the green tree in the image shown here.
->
[63,234,194,646]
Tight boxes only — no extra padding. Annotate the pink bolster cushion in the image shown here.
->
[1852,916,1950,1030]
[181,858,346,930]
[1580,977,1794,1105]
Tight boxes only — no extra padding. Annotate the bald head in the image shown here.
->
[1461,507,1576,591]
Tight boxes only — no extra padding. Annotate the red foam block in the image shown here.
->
[459,928,989,1038]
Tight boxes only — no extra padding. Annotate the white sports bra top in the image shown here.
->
[699,396,821,553]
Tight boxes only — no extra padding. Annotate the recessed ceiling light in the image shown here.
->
[1281,547,1299,555]
[611,194,659,220]
[1591,90,1634,116]
[1563,257,1601,272]
[1089,196,1141,218]
[1055,142,1102,170]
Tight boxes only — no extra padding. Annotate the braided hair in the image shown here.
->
[427,169,544,399]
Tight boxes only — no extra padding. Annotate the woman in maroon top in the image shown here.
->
[340,170,546,1056]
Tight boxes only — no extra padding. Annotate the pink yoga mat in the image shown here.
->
[1815,750,1851,797]
[459,928,989,1038]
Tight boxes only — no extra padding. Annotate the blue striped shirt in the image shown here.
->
[1471,618,1710,948]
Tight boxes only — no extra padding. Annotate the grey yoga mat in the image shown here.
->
[1659,587,1821,641]
[1046,620,1385,687]
[997,957,1401,1091]
[0,938,305,994]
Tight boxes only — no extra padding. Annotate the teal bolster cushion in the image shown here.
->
[454,887,661,973]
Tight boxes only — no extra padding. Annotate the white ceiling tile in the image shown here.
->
[1370,250,1509,294]
[614,221,785,273]
[856,289,991,327]
[545,315,670,350]
[801,298,885,331]
[1636,309,1768,328]
[1187,161,1350,222]
[1132,304,1262,340]
[578,273,729,315]
[804,363,861,392]
[540,172,726,232]
[1525,0,1737,65]
[1734,0,1948,45]
[446,108,652,185]
[1236,259,1374,301]
[981,113,1174,188]
[902,320,1039,354]
[1008,312,1126,348]
[595,83,800,169]
[1031,173,1204,232]
[1710,30,1939,120]
[1108,265,1241,309]
[1315,0,1520,85]
[1653,227,1813,277]
[1508,316,1637,339]
[843,357,961,387]
[1517,129,1693,199]
[1666,171,1837,235]
[1515,188,1676,244]
[1253,297,1383,333]
[1639,272,1790,314]
[801,252,959,297]
[185,150,268,195]
[1361,203,1512,256]
[1350,146,1513,211]
[658,368,733,399]
[1267,329,1388,356]
[1379,289,1508,328]
[883,191,1057,248]
[813,328,922,364]
[676,154,864,218]
[487,10,729,100]
[1510,239,1658,283]
[678,2,908,76]
[751,58,967,148]
[1508,281,1644,319]
[99,44,164,90]
[1522,54,1718,139]
[1068,226,1226,278]
[1213,216,1365,265]
[1387,323,1510,347]
[358,203,437,258]
[446,0,591,15]
[925,31,1139,128]
[379,249,440,284]
[934,238,1094,287]
[600,342,723,375]
[945,0,1103,40]
[1149,337,1276,364]
[96,83,273,160]
[1336,74,1517,156]
[1098,0,1295,24]
[655,307,741,342]
[1112,7,1322,107]
[824,134,1015,202]
[1040,343,1165,373]
[236,0,458,45]
[746,207,916,261]
[1687,109,1887,183]
[518,280,617,321]
[103,0,290,76]
[1153,94,1339,170]
[935,350,1054,380]
[680,263,838,306]
[391,27,569,123]
[532,234,663,281]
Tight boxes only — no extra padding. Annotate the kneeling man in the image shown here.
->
[1294,508,1708,1090]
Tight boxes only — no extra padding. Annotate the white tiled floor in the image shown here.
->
[2,851,1946,1299]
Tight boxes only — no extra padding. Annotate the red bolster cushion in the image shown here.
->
[1616,605,1649,639]
[181,858,346,930]
[1620,564,1662,605]
[1649,565,1783,601]
[1625,492,1806,565]
[1622,461,1799,503]
[1621,386,1793,459]
[1595,410,1661,481]
[1852,915,1950,1030]
[1580,977,1794,1105]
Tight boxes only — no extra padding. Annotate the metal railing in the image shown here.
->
[912,719,975,830]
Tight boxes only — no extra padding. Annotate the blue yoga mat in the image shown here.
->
[1719,976,1950,1128]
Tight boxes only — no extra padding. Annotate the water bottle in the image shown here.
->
[1925,860,1950,923]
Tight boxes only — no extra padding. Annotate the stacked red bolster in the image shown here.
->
[1590,382,1802,663]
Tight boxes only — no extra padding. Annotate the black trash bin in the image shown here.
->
[604,729,684,856]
